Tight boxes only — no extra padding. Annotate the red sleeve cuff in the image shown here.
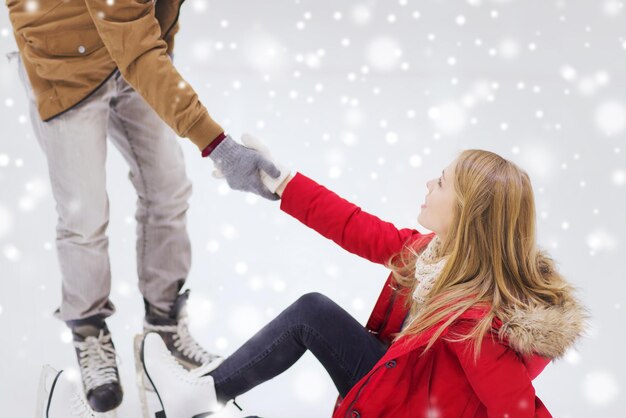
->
[279,172,313,216]
[201,132,226,157]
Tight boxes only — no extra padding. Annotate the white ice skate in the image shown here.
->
[36,365,117,418]
[139,332,220,418]
[134,334,225,418]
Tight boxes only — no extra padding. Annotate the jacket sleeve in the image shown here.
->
[280,173,422,265]
[84,0,222,151]
[448,324,552,418]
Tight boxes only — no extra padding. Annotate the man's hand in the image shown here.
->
[209,135,281,200]
[240,134,291,194]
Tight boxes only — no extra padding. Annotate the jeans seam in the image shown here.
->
[117,116,149,276]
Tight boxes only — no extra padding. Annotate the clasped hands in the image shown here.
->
[208,134,291,200]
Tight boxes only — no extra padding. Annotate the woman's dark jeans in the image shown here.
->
[208,292,388,402]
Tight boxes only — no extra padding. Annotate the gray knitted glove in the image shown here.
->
[209,135,281,200]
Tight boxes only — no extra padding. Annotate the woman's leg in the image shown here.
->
[209,292,387,402]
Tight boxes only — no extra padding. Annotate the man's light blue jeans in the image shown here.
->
[15,53,193,323]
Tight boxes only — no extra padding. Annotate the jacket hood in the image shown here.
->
[498,285,589,359]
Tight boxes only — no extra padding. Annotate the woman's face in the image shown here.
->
[417,159,458,239]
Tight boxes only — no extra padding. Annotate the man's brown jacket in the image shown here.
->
[7,0,222,150]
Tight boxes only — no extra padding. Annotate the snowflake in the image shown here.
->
[583,371,620,405]
[594,100,626,135]
[366,36,403,71]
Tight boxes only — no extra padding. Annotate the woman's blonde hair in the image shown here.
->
[388,149,571,359]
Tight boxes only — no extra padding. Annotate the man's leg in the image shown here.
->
[16,57,123,412]
[106,74,218,369]
[18,63,116,323]
[107,73,192,315]
[209,292,388,401]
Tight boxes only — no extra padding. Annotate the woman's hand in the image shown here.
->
[241,134,292,197]
[276,175,294,197]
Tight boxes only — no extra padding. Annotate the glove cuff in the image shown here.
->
[208,134,240,165]
[202,132,227,158]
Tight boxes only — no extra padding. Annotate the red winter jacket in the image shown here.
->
[280,173,586,418]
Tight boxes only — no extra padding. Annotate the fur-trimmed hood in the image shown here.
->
[498,286,589,359]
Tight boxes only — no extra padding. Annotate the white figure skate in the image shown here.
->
[134,333,225,418]
[36,365,117,418]
[139,332,220,418]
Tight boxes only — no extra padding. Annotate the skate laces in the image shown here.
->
[74,330,118,392]
[145,317,215,364]
[155,338,215,387]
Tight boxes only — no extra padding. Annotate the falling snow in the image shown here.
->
[0,1,624,417]
[583,371,621,405]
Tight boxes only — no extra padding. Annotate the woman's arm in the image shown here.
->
[277,173,422,265]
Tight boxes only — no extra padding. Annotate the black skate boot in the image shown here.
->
[70,318,123,413]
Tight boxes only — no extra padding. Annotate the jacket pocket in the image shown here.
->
[45,26,104,57]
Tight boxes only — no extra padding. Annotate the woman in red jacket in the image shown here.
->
[146,148,588,418]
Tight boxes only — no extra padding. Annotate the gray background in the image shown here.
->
[1,0,625,417]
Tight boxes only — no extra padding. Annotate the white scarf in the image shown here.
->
[412,236,447,305]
